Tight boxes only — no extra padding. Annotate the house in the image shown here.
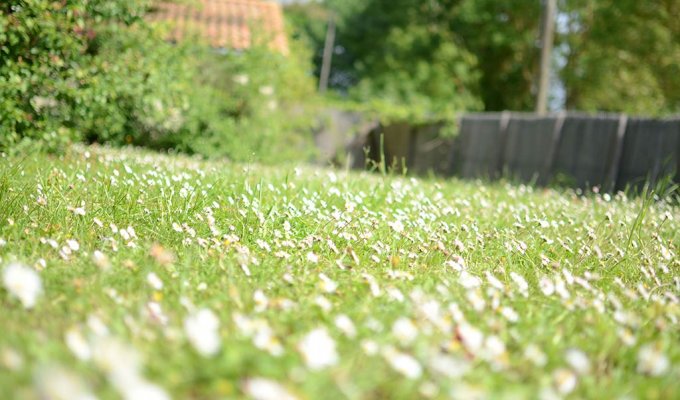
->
[148,0,289,54]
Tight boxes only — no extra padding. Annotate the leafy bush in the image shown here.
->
[1,0,319,163]
[0,0,152,151]
[181,40,319,163]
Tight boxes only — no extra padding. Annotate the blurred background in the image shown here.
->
[1,0,678,183]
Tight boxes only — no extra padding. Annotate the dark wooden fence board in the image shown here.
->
[456,114,506,179]
[552,114,621,188]
[411,123,454,176]
[502,114,556,182]
[381,123,413,173]
[616,117,680,191]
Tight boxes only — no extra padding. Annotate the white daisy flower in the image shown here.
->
[65,328,92,361]
[334,314,357,339]
[318,273,338,294]
[553,368,577,395]
[306,252,319,264]
[637,343,669,376]
[184,308,221,357]
[258,86,275,96]
[392,317,418,346]
[459,271,481,289]
[66,239,80,252]
[388,220,404,234]
[565,348,590,375]
[1,347,23,371]
[120,379,170,400]
[524,344,547,367]
[485,272,505,291]
[35,365,97,400]
[361,339,379,356]
[298,328,338,370]
[419,381,438,398]
[386,287,405,302]
[362,273,381,297]
[253,290,269,312]
[428,354,469,378]
[456,323,484,354]
[233,74,249,85]
[243,378,298,400]
[92,250,111,271]
[92,336,142,389]
[87,315,109,337]
[146,272,163,291]
[539,277,555,296]
[510,272,529,297]
[145,302,169,326]
[3,262,42,309]
[383,347,422,379]
[500,306,519,323]
[314,295,332,312]
[252,324,284,357]
[466,290,485,311]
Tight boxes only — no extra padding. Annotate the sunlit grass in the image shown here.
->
[0,145,678,399]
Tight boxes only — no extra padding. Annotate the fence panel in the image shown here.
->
[454,114,506,179]
[411,123,453,176]
[552,114,621,189]
[380,123,413,173]
[337,109,680,192]
[502,114,558,183]
[616,118,680,191]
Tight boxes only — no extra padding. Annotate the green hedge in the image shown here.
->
[1,0,318,163]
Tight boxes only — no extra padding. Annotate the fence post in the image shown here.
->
[605,114,628,193]
[407,125,418,172]
[540,111,565,185]
[495,111,512,178]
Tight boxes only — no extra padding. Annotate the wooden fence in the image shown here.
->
[315,111,680,191]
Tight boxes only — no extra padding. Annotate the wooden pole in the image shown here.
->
[318,14,336,93]
[536,0,556,114]
[604,114,628,193]
[540,111,565,185]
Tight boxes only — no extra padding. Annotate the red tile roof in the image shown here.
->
[148,0,289,54]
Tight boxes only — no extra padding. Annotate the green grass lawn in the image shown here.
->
[0,145,678,399]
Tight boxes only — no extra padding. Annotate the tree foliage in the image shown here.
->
[338,0,482,120]
[286,0,680,116]
[286,0,542,116]
[452,0,541,111]
[558,0,680,114]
